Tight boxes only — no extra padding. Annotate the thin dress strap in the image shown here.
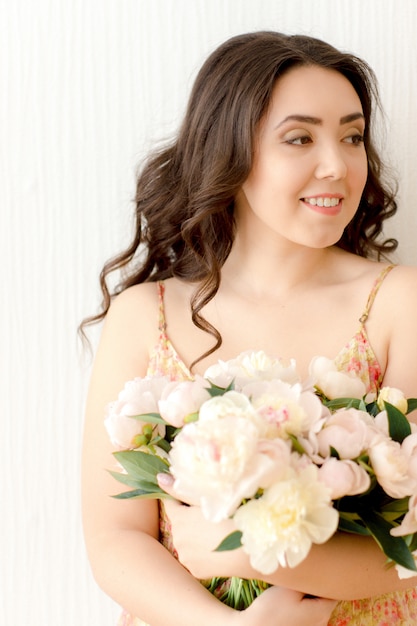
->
[359,264,395,324]
[148,280,192,381]
[157,281,168,334]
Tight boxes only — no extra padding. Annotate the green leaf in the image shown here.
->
[165,425,180,444]
[359,509,417,571]
[151,438,171,453]
[408,534,417,553]
[365,401,379,417]
[113,450,169,484]
[288,434,306,455]
[380,497,410,514]
[207,380,234,397]
[112,486,171,500]
[330,446,340,459]
[324,397,361,410]
[384,402,412,443]
[214,531,243,552]
[129,412,166,425]
[338,514,370,535]
[406,398,417,414]
[108,470,154,490]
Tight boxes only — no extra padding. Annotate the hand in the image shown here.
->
[160,486,237,579]
[159,477,338,624]
[237,586,337,626]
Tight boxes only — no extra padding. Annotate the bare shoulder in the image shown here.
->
[381,265,417,346]
[95,281,161,379]
[387,264,417,285]
[377,265,417,405]
[106,281,160,328]
[380,264,417,305]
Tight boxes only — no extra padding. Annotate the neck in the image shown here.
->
[221,237,337,300]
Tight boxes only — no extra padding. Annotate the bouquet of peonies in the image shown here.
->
[105,351,417,608]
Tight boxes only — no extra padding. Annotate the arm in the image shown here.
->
[379,265,417,423]
[81,286,336,626]
[160,264,417,601]
[82,287,237,626]
[163,498,417,601]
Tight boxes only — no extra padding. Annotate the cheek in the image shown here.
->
[353,154,368,191]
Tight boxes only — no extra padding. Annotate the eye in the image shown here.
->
[285,135,312,146]
[343,133,365,145]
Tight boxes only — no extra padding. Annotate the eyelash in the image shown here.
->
[345,133,365,145]
[286,133,365,146]
[286,135,311,145]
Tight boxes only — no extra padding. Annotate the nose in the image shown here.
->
[314,142,347,180]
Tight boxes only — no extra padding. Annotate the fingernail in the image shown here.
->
[157,472,174,487]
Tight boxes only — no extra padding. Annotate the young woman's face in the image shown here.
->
[235,65,368,250]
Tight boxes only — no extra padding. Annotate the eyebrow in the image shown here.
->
[275,112,365,128]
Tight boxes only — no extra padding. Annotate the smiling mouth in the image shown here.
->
[302,197,341,207]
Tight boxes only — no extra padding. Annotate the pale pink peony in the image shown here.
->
[316,408,375,459]
[368,438,417,498]
[168,414,283,522]
[233,464,339,574]
[105,375,169,449]
[241,379,328,440]
[318,457,371,499]
[309,356,366,400]
[391,494,417,537]
[402,432,417,480]
[204,350,300,390]
[158,375,211,427]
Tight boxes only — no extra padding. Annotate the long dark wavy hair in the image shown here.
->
[81,31,398,365]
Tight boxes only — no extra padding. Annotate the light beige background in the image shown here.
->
[2,1,416,624]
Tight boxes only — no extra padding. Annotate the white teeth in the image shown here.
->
[304,197,340,207]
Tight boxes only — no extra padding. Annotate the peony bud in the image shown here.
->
[377,387,408,414]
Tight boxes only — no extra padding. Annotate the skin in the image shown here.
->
[81,66,417,625]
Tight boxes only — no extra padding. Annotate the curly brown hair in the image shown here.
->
[81,31,398,365]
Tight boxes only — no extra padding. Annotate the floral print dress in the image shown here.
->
[117,265,417,625]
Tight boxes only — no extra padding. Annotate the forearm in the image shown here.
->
[165,501,416,601]
[87,528,238,626]
[205,532,416,600]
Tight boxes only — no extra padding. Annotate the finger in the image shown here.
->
[156,471,177,497]
[157,472,200,505]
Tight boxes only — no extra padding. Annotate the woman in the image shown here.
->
[81,31,417,625]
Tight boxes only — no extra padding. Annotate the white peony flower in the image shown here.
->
[105,375,169,449]
[309,356,366,400]
[168,415,282,522]
[158,375,211,427]
[204,350,300,390]
[198,390,259,425]
[233,464,338,574]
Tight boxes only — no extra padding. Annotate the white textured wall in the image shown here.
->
[2,1,416,624]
